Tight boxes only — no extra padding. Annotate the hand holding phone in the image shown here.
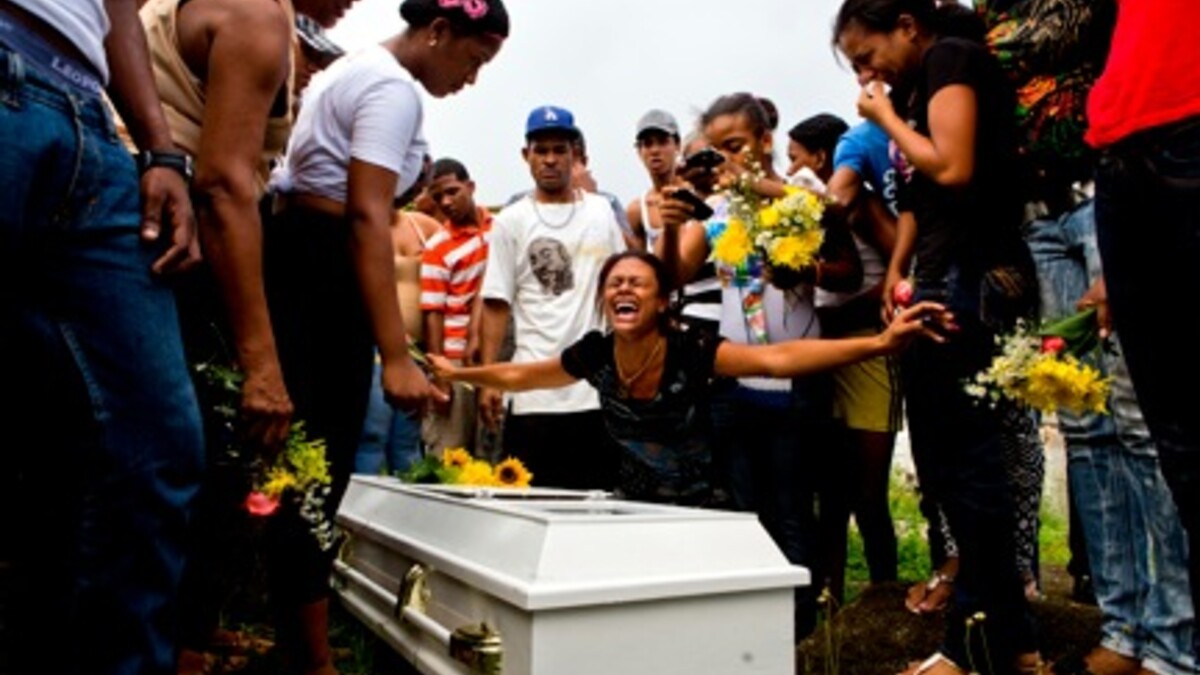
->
[664,187,714,221]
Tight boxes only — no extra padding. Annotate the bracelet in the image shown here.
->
[135,149,194,182]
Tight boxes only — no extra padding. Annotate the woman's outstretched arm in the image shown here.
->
[428,354,578,392]
[714,301,952,378]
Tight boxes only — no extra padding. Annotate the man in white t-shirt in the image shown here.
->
[479,105,627,489]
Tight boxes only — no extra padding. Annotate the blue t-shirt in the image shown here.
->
[833,121,900,216]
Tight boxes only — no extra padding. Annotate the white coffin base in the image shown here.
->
[333,478,808,675]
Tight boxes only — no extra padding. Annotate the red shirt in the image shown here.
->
[1086,0,1200,147]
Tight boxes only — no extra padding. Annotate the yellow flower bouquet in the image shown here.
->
[399,447,533,489]
[710,162,828,273]
[965,308,1111,415]
[195,362,336,551]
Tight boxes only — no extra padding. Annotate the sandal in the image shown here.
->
[906,570,955,614]
[899,652,966,675]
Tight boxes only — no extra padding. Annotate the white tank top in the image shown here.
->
[10,0,110,82]
[640,192,663,253]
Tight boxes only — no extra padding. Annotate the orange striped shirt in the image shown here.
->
[419,211,491,359]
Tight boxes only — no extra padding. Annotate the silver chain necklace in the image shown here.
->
[529,189,580,229]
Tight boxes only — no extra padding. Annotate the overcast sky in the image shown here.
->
[328,1,868,207]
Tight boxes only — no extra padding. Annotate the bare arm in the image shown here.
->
[477,298,513,428]
[826,166,863,208]
[429,355,577,392]
[424,311,446,357]
[861,81,977,187]
[881,211,919,320]
[625,199,647,252]
[103,0,199,275]
[860,192,898,257]
[480,299,512,366]
[345,159,439,411]
[715,301,951,378]
[465,293,484,365]
[656,195,710,288]
[189,0,292,447]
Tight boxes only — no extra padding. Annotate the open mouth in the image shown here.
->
[612,299,639,319]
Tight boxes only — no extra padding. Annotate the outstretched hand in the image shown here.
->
[382,357,448,415]
[426,354,458,381]
[880,301,958,351]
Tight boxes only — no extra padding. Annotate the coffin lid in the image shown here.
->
[336,477,809,611]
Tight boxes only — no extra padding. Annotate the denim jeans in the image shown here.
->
[905,265,1037,672]
[1095,115,1200,657]
[0,48,204,675]
[354,359,423,476]
[1028,200,1196,674]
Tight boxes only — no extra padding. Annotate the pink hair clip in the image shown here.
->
[438,0,489,20]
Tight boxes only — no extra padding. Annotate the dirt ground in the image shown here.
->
[796,574,1101,675]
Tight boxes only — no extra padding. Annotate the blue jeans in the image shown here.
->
[1027,201,1195,675]
[1095,115,1200,657]
[353,360,423,475]
[0,48,204,675]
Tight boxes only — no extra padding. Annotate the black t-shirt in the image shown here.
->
[896,38,1028,280]
[561,328,724,503]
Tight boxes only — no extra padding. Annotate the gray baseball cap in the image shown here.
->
[635,109,680,139]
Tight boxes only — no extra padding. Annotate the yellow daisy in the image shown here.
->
[711,218,754,268]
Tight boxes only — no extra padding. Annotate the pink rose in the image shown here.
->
[892,280,914,308]
[1041,336,1066,354]
[245,491,280,517]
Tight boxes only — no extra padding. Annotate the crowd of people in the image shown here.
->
[1,0,1198,674]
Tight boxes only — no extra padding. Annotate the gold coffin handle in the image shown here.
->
[396,563,504,675]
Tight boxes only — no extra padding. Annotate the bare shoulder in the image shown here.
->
[408,211,444,238]
[178,0,291,71]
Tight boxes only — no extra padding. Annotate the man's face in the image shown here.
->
[428,173,477,226]
[636,131,679,179]
[523,134,576,194]
[530,242,566,276]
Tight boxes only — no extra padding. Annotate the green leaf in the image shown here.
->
[1037,307,1100,358]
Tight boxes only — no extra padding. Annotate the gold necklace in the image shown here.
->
[614,336,665,397]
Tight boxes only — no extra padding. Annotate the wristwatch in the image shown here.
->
[136,149,194,182]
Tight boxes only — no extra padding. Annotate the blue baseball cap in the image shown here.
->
[525,105,581,140]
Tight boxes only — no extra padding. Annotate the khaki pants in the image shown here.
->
[422,363,477,458]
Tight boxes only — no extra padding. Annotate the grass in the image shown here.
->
[841,468,1071,603]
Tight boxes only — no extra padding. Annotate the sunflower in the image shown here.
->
[442,447,473,470]
[493,457,533,488]
[458,460,496,487]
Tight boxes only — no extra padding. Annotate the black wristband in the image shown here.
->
[136,150,194,182]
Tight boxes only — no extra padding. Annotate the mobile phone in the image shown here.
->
[682,147,725,172]
[666,188,714,221]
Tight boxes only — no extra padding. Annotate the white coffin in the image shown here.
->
[333,476,809,675]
